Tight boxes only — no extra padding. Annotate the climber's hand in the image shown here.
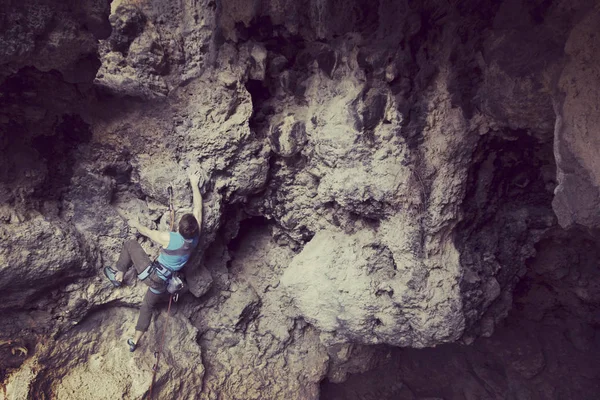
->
[188,168,207,188]
[189,171,200,186]
[127,217,141,231]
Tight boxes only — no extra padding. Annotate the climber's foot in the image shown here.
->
[127,338,137,352]
[104,267,122,288]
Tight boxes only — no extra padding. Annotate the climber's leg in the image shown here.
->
[130,288,163,350]
[115,239,152,282]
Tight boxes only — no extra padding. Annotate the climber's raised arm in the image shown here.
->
[189,171,203,230]
[108,181,203,353]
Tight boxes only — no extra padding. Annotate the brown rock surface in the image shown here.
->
[0,0,111,83]
[553,9,600,229]
[1,0,600,399]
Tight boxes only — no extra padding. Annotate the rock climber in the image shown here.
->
[103,170,204,352]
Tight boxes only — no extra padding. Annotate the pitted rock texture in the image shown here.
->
[10,307,204,400]
[189,223,329,400]
[2,0,600,399]
[0,215,93,310]
[282,228,463,347]
[321,228,600,400]
[552,9,600,229]
[96,0,219,97]
[0,0,111,83]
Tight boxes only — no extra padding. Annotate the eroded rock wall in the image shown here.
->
[552,8,600,229]
[321,228,600,399]
[0,0,111,83]
[1,0,600,399]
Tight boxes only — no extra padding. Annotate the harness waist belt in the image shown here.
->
[154,263,173,280]
[137,263,155,280]
[137,261,174,283]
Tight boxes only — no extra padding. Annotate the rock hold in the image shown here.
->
[270,115,307,157]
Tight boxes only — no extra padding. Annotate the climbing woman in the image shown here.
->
[103,170,204,351]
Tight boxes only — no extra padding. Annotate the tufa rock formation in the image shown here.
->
[0,0,599,399]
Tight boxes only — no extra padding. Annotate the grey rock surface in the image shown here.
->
[282,229,463,347]
[95,0,219,97]
[189,226,329,400]
[1,0,600,399]
[552,9,600,229]
[322,228,600,400]
[8,307,203,399]
[0,215,93,310]
[0,0,111,83]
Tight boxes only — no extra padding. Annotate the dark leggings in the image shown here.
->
[116,239,152,275]
[136,289,163,332]
[116,240,165,332]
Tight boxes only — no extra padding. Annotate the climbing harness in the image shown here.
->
[137,263,155,281]
[138,261,174,283]
[148,186,177,399]
[166,273,184,294]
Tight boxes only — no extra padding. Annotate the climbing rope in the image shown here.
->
[148,186,176,399]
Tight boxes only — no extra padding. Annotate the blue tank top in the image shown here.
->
[157,232,199,273]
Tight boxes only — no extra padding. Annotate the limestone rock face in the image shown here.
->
[190,226,329,400]
[552,10,600,229]
[322,228,600,400]
[95,0,219,97]
[7,307,203,400]
[270,115,307,157]
[282,229,463,347]
[0,215,93,310]
[0,0,111,83]
[2,0,600,399]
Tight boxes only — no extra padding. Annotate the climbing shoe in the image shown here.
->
[103,267,122,288]
[127,338,137,352]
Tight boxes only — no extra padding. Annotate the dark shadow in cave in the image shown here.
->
[321,226,600,400]
[0,68,93,202]
[227,215,271,254]
[454,129,556,334]
[320,129,589,399]
[245,78,272,133]
[32,114,93,199]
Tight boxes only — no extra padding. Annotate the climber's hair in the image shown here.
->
[179,213,199,239]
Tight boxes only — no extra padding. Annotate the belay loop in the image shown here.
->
[166,273,184,294]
